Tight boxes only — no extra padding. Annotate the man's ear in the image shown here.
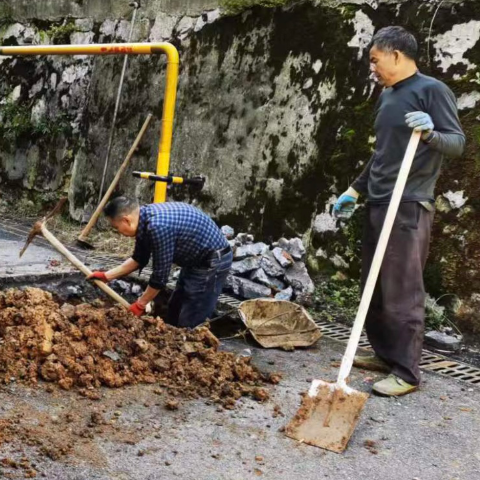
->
[393,50,401,65]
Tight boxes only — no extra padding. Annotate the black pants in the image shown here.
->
[362,202,434,385]
[160,250,233,329]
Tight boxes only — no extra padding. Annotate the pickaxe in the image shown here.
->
[20,198,130,308]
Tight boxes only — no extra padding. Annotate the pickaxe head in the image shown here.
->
[19,197,67,258]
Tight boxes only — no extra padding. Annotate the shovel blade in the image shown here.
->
[285,381,369,453]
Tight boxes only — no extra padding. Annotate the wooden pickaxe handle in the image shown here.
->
[78,113,153,243]
[41,224,131,308]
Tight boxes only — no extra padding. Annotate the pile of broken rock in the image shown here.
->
[221,226,315,304]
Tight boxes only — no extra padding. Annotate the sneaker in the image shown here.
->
[353,355,390,373]
[372,374,418,397]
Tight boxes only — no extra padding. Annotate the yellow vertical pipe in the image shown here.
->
[152,44,179,203]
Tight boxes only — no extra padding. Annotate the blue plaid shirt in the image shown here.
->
[132,202,229,289]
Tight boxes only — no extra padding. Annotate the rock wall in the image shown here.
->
[0,0,479,325]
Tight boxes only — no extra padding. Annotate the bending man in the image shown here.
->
[88,197,233,328]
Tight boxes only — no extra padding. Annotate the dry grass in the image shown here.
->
[0,194,134,259]
[47,215,135,259]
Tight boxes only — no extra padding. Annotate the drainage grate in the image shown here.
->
[2,219,480,386]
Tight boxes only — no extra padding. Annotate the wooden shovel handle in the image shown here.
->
[78,113,153,242]
[336,131,422,387]
[41,225,130,308]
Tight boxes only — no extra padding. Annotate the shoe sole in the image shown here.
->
[372,385,419,397]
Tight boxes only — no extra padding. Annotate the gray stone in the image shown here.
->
[284,262,315,294]
[234,242,269,260]
[443,190,467,210]
[131,284,142,295]
[2,23,34,44]
[176,16,195,38]
[287,238,306,260]
[424,331,463,352]
[272,247,294,268]
[71,31,95,45]
[149,12,178,41]
[60,303,76,320]
[330,254,349,269]
[235,233,249,245]
[246,234,254,244]
[226,275,271,300]
[231,256,261,275]
[66,285,82,296]
[259,252,284,278]
[29,78,44,98]
[313,212,338,234]
[114,280,131,293]
[99,19,117,38]
[31,99,47,125]
[250,268,286,291]
[193,10,220,33]
[275,286,293,301]
[8,85,22,103]
[103,350,121,362]
[115,19,132,41]
[75,18,94,32]
[221,225,235,239]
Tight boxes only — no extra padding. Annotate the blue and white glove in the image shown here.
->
[405,111,434,140]
[333,187,359,220]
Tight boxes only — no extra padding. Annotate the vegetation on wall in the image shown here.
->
[0,101,71,150]
[220,0,289,15]
[44,21,78,44]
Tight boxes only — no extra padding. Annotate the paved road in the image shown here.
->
[0,228,73,280]
[0,337,478,480]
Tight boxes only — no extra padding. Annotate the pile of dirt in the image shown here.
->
[0,288,279,408]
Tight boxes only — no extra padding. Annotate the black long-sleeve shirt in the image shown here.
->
[352,72,465,203]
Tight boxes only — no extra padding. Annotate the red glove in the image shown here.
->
[88,271,109,282]
[129,301,146,317]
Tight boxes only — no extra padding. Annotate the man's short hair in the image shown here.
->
[104,196,139,219]
[370,26,418,60]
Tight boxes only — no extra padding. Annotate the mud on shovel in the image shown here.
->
[285,130,422,453]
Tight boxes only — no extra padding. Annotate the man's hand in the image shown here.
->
[87,271,109,282]
[129,301,146,317]
[333,187,359,220]
[405,111,434,140]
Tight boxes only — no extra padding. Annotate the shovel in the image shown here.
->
[76,113,153,249]
[285,130,422,453]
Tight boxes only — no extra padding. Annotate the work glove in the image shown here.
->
[333,187,359,220]
[129,301,146,317]
[87,271,109,282]
[405,111,434,140]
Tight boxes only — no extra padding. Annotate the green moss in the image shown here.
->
[309,277,360,325]
[220,0,289,15]
[44,21,78,44]
[0,101,71,150]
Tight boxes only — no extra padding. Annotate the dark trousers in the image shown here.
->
[164,250,233,329]
[362,202,434,385]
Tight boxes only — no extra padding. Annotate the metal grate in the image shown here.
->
[1,219,480,386]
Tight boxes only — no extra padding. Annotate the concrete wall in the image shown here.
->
[0,0,220,20]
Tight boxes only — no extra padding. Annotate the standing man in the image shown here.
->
[88,197,233,328]
[333,26,465,396]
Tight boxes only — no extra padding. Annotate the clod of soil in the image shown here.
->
[0,288,278,408]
